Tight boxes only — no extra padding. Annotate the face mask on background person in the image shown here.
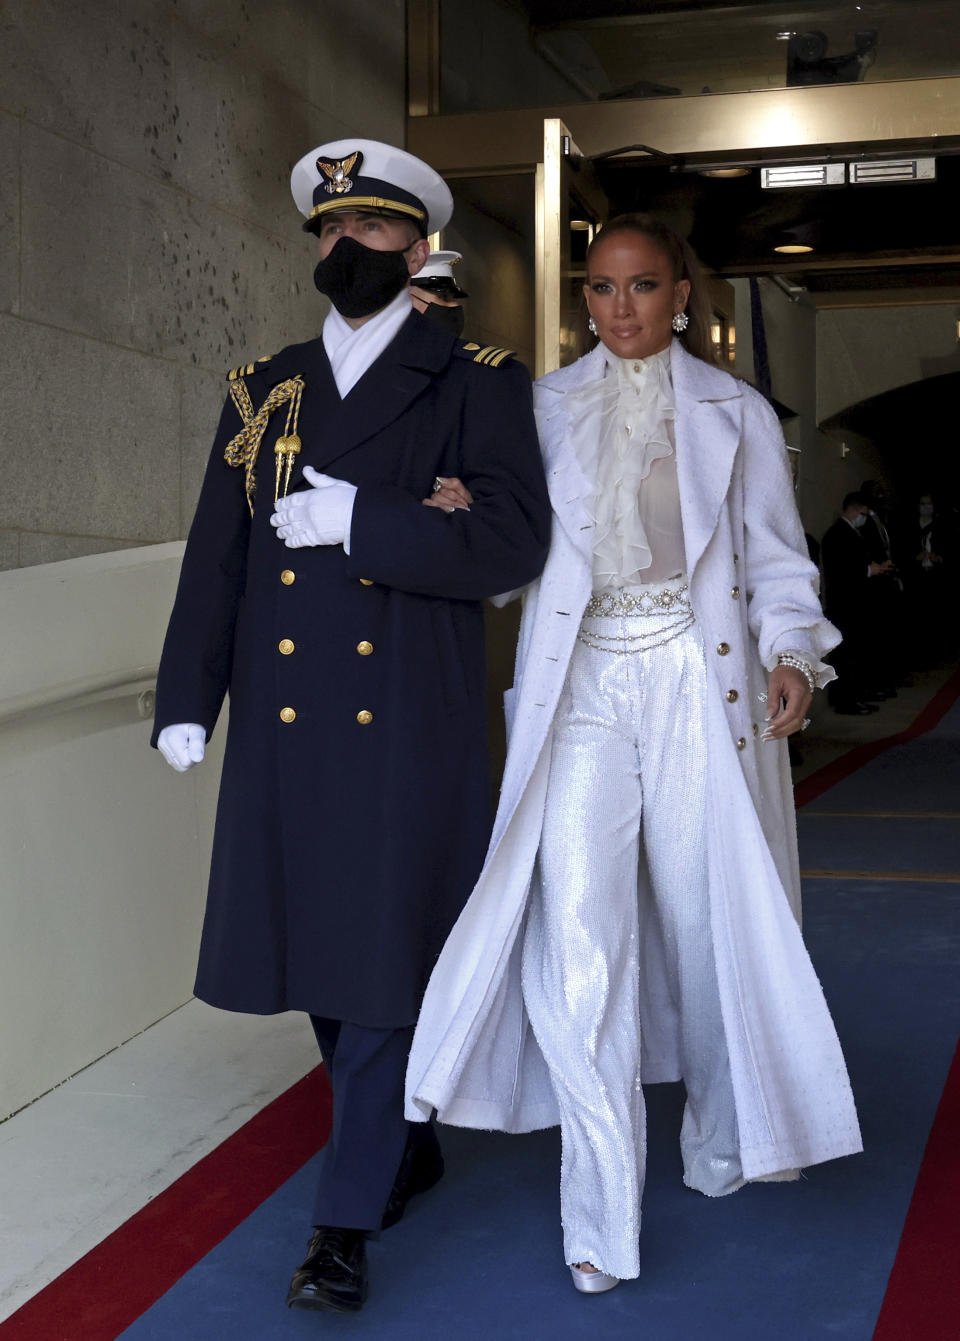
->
[418,302,465,338]
[314,235,413,318]
[919,503,935,519]
[852,514,867,528]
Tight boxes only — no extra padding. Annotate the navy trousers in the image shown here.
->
[310,1015,436,1231]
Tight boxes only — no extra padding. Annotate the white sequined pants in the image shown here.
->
[521,586,742,1280]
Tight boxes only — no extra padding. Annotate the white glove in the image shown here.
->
[270,466,357,550]
[158,723,207,772]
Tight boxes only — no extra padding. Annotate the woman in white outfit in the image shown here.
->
[408,215,862,1293]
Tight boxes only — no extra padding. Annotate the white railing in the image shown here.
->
[0,668,158,725]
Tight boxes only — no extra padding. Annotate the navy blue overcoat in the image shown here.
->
[153,312,550,1027]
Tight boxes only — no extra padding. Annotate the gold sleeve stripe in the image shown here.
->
[487,347,515,367]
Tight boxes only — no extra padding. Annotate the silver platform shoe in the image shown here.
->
[569,1263,620,1294]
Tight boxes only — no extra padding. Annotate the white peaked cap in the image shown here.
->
[290,138,453,235]
[415,250,464,282]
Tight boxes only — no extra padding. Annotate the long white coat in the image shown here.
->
[406,342,862,1179]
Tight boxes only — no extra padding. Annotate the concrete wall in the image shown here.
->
[0,0,406,1114]
[817,303,960,425]
[0,0,405,570]
[731,277,884,546]
[444,183,536,375]
[441,0,581,113]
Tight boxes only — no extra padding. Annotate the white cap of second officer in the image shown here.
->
[291,139,453,237]
[413,250,468,298]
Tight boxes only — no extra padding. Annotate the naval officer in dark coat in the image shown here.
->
[153,138,550,1313]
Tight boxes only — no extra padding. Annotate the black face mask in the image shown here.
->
[313,235,412,318]
[420,302,465,338]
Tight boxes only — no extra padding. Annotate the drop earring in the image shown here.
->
[671,311,689,333]
[588,315,598,336]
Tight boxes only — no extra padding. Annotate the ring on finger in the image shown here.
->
[433,476,445,494]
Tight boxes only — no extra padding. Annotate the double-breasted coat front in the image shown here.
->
[406,341,863,1180]
[153,313,551,1029]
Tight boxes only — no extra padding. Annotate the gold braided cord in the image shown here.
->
[228,378,255,424]
[224,376,305,515]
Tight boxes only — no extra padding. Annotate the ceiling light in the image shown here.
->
[569,219,592,231]
[699,167,750,178]
[772,221,818,254]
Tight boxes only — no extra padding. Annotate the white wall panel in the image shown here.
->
[0,545,226,1119]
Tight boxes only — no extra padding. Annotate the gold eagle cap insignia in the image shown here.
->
[316,150,362,196]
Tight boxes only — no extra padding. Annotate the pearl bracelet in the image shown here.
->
[777,653,817,695]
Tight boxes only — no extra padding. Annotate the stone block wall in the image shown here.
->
[0,0,405,569]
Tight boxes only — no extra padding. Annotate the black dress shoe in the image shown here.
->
[286,1226,368,1312]
[381,1129,445,1229]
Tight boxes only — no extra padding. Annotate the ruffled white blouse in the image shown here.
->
[566,340,830,686]
[568,342,684,589]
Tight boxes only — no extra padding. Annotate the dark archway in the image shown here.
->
[823,371,960,508]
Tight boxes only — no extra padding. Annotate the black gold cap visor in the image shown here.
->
[304,175,428,236]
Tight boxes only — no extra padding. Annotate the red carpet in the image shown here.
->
[871,1040,960,1341]
[794,665,960,810]
[0,1067,331,1341]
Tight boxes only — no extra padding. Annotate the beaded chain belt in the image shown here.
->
[583,583,690,618]
[577,583,694,655]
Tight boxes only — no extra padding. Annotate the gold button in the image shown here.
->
[356,641,374,656]
[359,578,374,586]
[280,569,295,586]
[717,642,730,656]
[278,638,295,655]
[731,586,741,599]
[753,722,759,736]
[356,709,373,725]
[726,689,738,703]
[737,737,747,750]
[279,707,296,723]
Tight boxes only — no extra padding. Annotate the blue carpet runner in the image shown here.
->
[110,699,960,1339]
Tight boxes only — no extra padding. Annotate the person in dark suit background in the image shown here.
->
[152,139,550,1314]
[859,478,905,694]
[899,490,958,665]
[821,491,893,713]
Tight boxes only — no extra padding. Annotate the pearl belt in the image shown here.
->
[577,581,694,655]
